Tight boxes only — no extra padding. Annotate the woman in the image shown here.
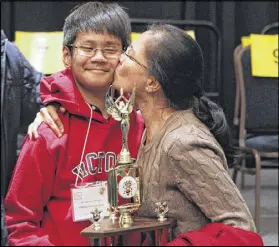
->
[28,24,256,240]
[112,24,256,236]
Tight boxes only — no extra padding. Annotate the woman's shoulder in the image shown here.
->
[163,123,228,170]
[165,120,214,145]
[165,109,213,138]
[164,122,224,157]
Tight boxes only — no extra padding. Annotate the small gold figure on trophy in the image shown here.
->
[155,201,169,222]
[105,86,136,164]
[90,208,102,230]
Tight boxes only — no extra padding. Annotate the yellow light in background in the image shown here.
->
[184,30,195,40]
[131,32,141,42]
[15,31,64,74]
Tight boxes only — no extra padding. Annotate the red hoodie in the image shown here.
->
[5,68,145,246]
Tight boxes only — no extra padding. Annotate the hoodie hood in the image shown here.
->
[41,67,110,124]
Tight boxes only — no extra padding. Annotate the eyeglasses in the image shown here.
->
[68,44,122,59]
[124,51,148,70]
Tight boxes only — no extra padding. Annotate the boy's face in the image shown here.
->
[63,31,123,92]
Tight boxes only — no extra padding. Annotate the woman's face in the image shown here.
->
[113,31,152,94]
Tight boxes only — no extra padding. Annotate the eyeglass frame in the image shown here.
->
[68,44,123,59]
[123,50,148,70]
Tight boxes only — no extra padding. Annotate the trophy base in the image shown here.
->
[92,222,101,230]
[117,147,134,165]
[117,156,133,165]
[119,212,134,228]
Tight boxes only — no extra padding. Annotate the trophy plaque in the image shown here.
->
[105,86,143,228]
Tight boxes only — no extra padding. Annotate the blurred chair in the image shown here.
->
[232,43,278,232]
[261,22,278,35]
[233,44,243,128]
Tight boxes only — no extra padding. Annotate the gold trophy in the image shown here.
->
[105,86,142,228]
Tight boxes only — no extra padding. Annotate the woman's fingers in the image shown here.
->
[40,107,63,138]
[27,112,42,139]
[27,104,65,139]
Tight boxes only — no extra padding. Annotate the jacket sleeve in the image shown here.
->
[14,42,44,128]
[7,41,43,103]
[4,41,43,131]
[4,128,57,246]
[167,132,257,233]
[1,196,8,246]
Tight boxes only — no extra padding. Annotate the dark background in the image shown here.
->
[1,1,278,126]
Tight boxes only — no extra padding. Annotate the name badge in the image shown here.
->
[71,181,110,222]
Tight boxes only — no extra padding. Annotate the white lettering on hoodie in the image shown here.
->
[71,152,116,179]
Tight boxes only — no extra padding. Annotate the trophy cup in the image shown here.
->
[106,86,142,228]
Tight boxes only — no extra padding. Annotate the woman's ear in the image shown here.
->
[62,46,71,68]
[146,76,161,93]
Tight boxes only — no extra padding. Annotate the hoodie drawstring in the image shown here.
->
[74,103,94,188]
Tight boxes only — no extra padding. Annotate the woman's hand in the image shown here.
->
[28,103,66,139]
